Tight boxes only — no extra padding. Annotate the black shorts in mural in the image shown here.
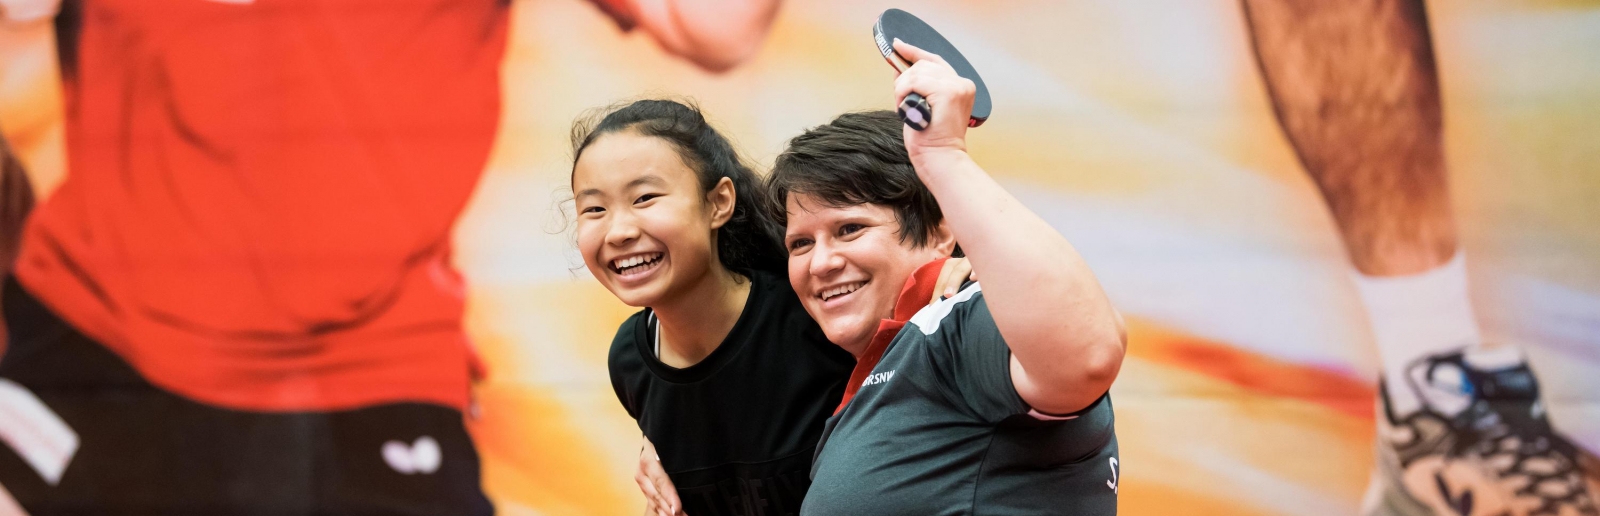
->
[0,278,492,516]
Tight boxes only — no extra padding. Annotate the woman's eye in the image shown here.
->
[580,206,605,215]
[839,223,865,236]
[787,238,813,252]
[634,193,661,204]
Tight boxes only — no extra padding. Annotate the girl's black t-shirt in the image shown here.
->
[608,269,855,516]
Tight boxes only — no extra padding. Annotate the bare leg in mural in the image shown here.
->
[1241,0,1599,514]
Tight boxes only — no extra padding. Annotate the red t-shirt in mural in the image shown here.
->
[15,0,525,412]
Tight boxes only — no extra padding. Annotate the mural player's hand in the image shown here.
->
[637,437,685,516]
[891,39,977,170]
[931,257,976,305]
[0,0,61,24]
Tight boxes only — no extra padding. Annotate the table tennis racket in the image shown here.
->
[872,8,992,130]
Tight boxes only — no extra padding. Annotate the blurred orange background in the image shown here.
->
[3,1,1598,514]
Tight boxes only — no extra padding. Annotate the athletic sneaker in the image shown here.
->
[1362,347,1599,516]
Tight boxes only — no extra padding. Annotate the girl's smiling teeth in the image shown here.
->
[612,253,664,276]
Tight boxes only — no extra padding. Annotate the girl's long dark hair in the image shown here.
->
[571,99,785,275]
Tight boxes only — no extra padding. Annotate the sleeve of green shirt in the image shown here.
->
[923,288,1031,424]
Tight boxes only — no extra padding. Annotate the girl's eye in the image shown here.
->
[787,238,813,252]
[634,193,661,204]
[839,223,865,236]
[580,206,605,215]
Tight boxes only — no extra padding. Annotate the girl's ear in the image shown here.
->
[706,176,737,229]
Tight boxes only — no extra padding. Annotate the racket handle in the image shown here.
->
[898,92,931,131]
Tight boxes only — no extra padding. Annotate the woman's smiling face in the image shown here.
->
[783,193,951,354]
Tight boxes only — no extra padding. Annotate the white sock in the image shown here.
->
[1351,251,1482,414]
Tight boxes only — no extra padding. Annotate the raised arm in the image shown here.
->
[891,40,1125,415]
[609,0,783,73]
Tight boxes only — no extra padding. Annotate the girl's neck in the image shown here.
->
[651,264,752,369]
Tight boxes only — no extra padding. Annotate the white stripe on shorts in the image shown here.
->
[0,379,78,485]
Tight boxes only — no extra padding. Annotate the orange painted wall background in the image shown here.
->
[3,1,1598,514]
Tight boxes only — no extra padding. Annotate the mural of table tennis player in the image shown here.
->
[0,0,782,513]
[1241,1,1600,515]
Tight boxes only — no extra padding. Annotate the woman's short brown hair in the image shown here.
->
[767,111,949,251]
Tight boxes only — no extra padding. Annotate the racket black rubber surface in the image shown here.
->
[872,8,992,129]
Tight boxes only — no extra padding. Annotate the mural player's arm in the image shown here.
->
[0,0,60,207]
[891,40,1126,416]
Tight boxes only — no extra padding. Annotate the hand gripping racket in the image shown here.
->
[872,8,992,130]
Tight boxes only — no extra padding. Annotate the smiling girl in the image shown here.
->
[570,99,856,516]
